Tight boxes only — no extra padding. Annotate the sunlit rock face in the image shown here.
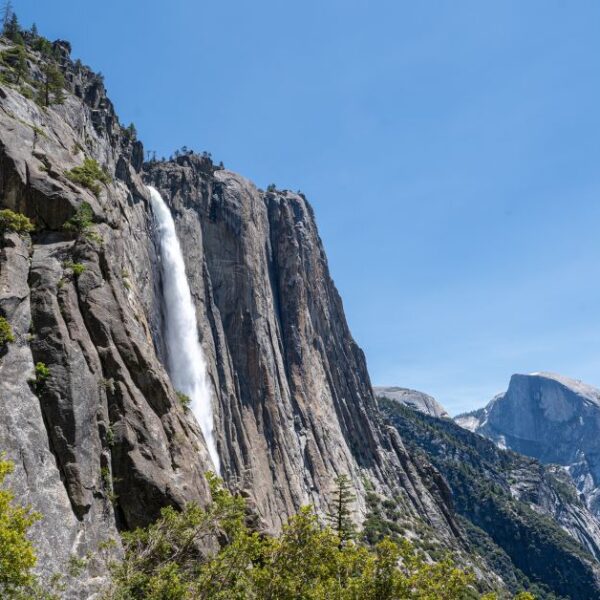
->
[373,386,449,419]
[143,157,463,538]
[0,34,462,595]
[456,372,600,515]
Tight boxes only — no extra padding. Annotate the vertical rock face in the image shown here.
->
[0,40,212,596]
[456,372,600,516]
[143,158,459,536]
[6,32,600,598]
[0,36,462,594]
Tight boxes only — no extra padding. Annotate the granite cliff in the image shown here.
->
[1,28,599,599]
[374,386,449,418]
[456,372,600,518]
[0,32,461,596]
[381,396,600,599]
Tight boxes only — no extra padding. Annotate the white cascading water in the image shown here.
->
[147,186,220,473]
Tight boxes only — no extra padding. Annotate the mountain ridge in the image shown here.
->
[456,372,600,518]
[0,27,598,599]
[0,31,464,596]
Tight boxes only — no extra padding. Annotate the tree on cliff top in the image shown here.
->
[1,1,13,30]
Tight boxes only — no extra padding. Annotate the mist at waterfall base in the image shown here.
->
[147,186,220,473]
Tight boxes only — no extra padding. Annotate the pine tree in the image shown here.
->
[3,10,21,43]
[13,45,27,84]
[29,22,38,38]
[39,62,64,106]
[327,473,357,544]
[1,0,12,31]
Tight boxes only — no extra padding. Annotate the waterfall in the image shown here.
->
[147,186,220,473]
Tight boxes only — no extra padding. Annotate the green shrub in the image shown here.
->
[176,391,191,411]
[0,317,14,347]
[64,261,85,276]
[63,202,93,233]
[64,158,110,195]
[106,426,115,447]
[0,209,34,233]
[32,37,53,57]
[0,457,41,596]
[34,362,50,384]
[19,85,33,99]
[104,474,485,600]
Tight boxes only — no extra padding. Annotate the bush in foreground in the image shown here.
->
[103,474,530,600]
[0,457,41,598]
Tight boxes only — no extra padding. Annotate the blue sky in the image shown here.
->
[15,1,600,414]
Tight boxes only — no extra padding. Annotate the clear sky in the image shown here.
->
[14,1,600,414]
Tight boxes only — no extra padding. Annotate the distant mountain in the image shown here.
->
[456,372,600,516]
[373,386,449,418]
[381,397,600,599]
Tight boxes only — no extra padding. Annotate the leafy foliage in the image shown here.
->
[123,122,137,142]
[0,45,28,84]
[34,362,50,384]
[2,8,22,44]
[63,261,85,277]
[63,202,94,233]
[65,159,110,196]
[102,474,531,600]
[0,209,34,234]
[0,457,41,598]
[0,316,14,347]
[176,391,192,411]
[37,61,64,107]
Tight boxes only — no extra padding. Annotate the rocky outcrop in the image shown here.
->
[374,386,449,418]
[0,34,463,594]
[0,38,212,596]
[142,156,463,540]
[456,372,600,517]
[382,398,600,599]
[3,31,598,599]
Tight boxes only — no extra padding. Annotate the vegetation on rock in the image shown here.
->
[0,456,41,598]
[0,209,34,233]
[176,391,192,411]
[38,61,64,107]
[380,398,597,599]
[103,473,484,600]
[65,159,110,196]
[33,362,50,386]
[0,6,68,107]
[62,201,94,233]
[63,261,85,277]
[0,316,14,347]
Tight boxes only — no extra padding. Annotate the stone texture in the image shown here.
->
[374,386,449,419]
[0,37,462,595]
[1,33,599,598]
[456,372,600,517]
[0,40,212,597]
[143,157,462,540]
[383,398,600,599]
